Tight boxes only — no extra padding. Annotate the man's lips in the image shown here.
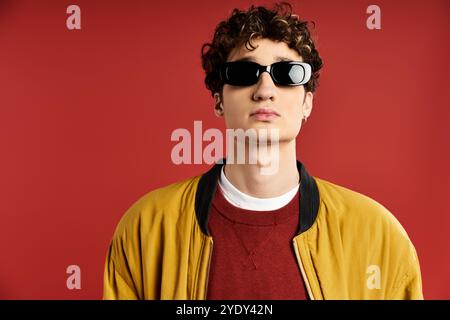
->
[250,108,280,120]
[250,108,280,117]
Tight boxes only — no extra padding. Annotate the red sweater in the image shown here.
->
[206,186,308,300]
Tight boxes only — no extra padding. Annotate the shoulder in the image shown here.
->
[312,176,417,263]
[112,175,201,240]
[313,177,409,238]
[312,177,422,298]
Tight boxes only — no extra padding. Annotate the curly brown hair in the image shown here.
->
[201,2,323,98]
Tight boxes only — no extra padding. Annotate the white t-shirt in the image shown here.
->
[218,166,300,211]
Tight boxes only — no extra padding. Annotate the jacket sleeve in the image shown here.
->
[389,243,424,300]
[102,240,140,300]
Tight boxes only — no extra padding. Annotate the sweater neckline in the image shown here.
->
[218,165,300,211]
[212,185,300,227]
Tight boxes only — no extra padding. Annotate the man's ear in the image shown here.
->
[302,91,313,118]
[213,92,224,117]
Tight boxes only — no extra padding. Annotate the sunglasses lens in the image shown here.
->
[222,62,259,86]
[221,61,311,86]
[272,63,307,85]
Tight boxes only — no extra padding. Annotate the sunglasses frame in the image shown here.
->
[220,61,312,87]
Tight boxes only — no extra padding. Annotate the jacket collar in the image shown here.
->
[194,158,320,236]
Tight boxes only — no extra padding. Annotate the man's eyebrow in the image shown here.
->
[231,56,294,63]
[274,56,293,62]
[232,57,256,62]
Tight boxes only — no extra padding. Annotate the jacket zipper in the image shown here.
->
[292,239,315,300]
[203,238,213,300]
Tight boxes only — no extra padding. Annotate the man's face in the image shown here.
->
[216,37,313,143]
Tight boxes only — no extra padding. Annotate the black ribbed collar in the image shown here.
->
[194,158,320,236]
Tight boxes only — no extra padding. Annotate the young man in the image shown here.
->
[103,3,423,300]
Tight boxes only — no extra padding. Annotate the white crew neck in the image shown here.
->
[218,166,300,211]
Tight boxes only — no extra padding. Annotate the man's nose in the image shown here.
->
[252,72,276,101]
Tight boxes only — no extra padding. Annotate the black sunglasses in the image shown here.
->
[220,61,312,87]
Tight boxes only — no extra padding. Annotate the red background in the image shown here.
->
[0,0,449,299]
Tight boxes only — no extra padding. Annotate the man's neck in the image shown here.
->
[224,140,300,198]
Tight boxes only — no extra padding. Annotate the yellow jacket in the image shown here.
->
[103,160,423,300]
